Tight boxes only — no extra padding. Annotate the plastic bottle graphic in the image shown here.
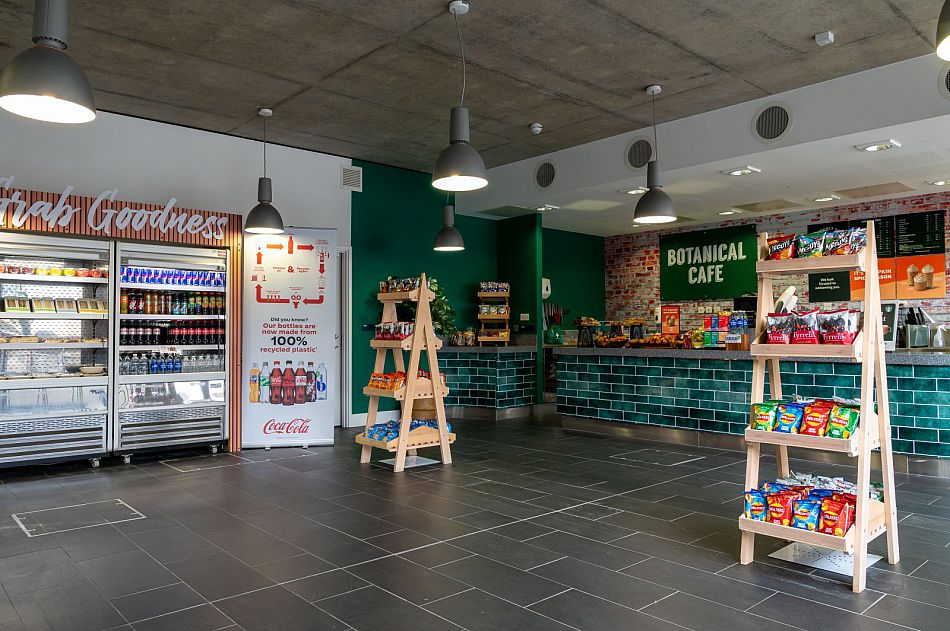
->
[260,362,270,404]
[287,234,294,254]
[269,361,282,405]
[294,361,306,404]
[305,361,316,402]
[316,362,328,400]
[249,363,260,403]
[282,364,295,406]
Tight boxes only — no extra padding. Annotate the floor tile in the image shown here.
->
[622,557,774,610]
[451,530,563,570]
[346,555,469,605]
[284,569,367,602]
[642,591,800,631]
[436,554,567,606]
[380,509,476,539]
[53,524,140,562]
[426,587,575,631]
[865,594,950,631]
[110,582,205,623]
[529,588,683,631]
[755,592,908,631]
[529,530,649,570]
[285,523,390,566]
[132,603,234,631]
[12,578,125,631]
[318,585,462,631]
[491,520,555,541]
[165,552,274,600]
[127,525,218,563]
[313,508,405,539]
[453,509,516,529]
[528,511,633,543]
[253,553,336,582]
[217,585,348,631]
[611,532,737,572]
[531,557,674,611]
[204,522,303,566]
[78,549,179,598]
[364,528,437,553]
[398,542,474,568]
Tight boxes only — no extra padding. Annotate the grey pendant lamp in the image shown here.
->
[434,202,465,251]
[937,1,950,60]
[432,1,488,192]
[633,85,677,225]
[245,108,285,235]
[0,0,95,124]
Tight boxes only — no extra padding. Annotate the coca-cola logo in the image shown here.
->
[263,418,311,435]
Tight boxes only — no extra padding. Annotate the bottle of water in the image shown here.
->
[120,353,131,375]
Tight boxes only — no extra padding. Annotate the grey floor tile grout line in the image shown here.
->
[312,584,372,603]
[523,587,572,609]
[428,553,477,569]
[907,559,928,577]
[419,586,477,608]
[636,589,681,612]
[859,592,888,615]
[743,591,779,612]
[618,556,653,571]
[107,579,187,602]
[524,555,567,572]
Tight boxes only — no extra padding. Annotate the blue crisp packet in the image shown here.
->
[744,491,768,521]
[774,403,805,433]
[791,499,821,531]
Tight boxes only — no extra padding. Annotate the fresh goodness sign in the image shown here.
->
[659,224,757,300]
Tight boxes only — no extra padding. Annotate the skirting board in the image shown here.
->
[448,405,537,420]
[561,415,950,478]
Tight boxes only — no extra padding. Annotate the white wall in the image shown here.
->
[0,110,352,245]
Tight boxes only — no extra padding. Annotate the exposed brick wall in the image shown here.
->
[605,192,950,331]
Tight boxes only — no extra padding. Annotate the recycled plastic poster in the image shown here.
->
[242,228,338,447]
[808,210,946,302]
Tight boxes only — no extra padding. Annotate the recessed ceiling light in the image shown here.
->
[929,179,949,186]
[855,139,901,152]
[722,166,762,177]
[535,204,559,212]
[717,210,739,216]
[812,194,840,203]
[622,187,647,195]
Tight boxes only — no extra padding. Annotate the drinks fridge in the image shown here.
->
[113,243,230,460]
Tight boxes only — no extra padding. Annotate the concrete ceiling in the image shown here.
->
[0,1,942,171]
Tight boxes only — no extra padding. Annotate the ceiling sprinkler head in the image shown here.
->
[530,122,543,135]
[448,1,470,15]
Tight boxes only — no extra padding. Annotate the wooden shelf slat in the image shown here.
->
[377,288,435,303]
[369,335,442,351]
[749,332,862,362]
[738,500,886,553]
[756,249,866,276]
[355,427,456,452]
[478,314,510,321]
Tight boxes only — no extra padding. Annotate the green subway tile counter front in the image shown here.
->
[553,348,950,458]
[441,347,536,411]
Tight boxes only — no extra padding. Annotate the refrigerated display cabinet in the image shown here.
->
[0,234,112,466]
[112,243,230,461]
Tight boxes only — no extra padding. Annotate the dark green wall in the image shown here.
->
[542,228,606,321]
[496,214,542,330]
[350,160,498,414]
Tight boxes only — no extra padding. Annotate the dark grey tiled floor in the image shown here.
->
[0,416,948,631]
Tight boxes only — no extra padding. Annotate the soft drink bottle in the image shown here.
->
[120,291,128,314]
[173,353,182,373]
[120,325,128,346]
[305,361,316,402]
[316,362,328,400]
[294,361,306,404]
[249,363,260,403]
[148,353,158,374]
[269,362,282,405]
[260,362,270,403]
[282,364,295,406]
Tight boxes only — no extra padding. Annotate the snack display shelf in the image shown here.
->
[743,419,879,457]
[363,377,448,401]
[120,282,226,293]
[756,249,867,276]
[0,342,108,350]
[369,336,442,351]
[119,344,221,352]
[355,427,456,452]
[478,335,510,343]
[0,312,108,320]
[0,273,108,284]
[738,499,886,554]
[0,376,108,390]
[118,372,225,384]
[376,288,435,303]
[477,291,510,299]
[478,314,510,321]
[119,314,226,321]
[749,332,863,361]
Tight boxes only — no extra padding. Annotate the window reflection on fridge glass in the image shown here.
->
[0,385,108,419]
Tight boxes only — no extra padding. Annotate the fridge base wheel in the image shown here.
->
[210,444,219,455]
[89,458,100,468]
[121,454,132,465]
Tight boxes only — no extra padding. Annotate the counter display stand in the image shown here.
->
[356,273,454,472]
[740,220,899,593]
[478,289,510,346]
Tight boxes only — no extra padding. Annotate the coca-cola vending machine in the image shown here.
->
[241,228,338,448]
[112,243,230,459]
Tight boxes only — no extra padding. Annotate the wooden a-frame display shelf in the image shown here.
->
[356,273,454,472]
[739,220,899,593]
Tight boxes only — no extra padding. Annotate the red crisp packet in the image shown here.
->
[792,309,820,344]
[818,499,854,536]
[767,235,796,260]
[766,493,795,526]
[800,405,832,436]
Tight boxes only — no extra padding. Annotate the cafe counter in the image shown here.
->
[553,346,950,466]
[441,345,537,418]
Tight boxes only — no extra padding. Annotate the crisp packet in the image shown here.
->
[791,499,822,531]
[848,226,867,253]
[818,309,860,344]
[792,309,821,344]
[818,498,854,536]
[796,232,826,257]
[744,491,768,521]
[827,405,860,439]
[799,404,832,436]
[766,493,795,526]
[767,312,793,344]
[767,235,796,260]
[750,401,779,431]
[775,403,805,433]
[823,230,851,256]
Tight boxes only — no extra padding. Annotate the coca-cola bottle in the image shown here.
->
[217,324,225,345]
[269,362,282,405]
[305,361,316,402]
[295,361,306,404]
[120,325,128,346]
[282,364,295,406]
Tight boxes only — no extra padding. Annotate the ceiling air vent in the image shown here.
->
[938,65,950,102]
[535,162,556,188]
[340,165,363,192]
[625,138,653,169]
[734,199,802,213]
[752,103,792,143]
[835,182,914,199]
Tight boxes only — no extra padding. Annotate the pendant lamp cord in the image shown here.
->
[262,113,268,178]
[454,11,466,107]
[652,92,658,162]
